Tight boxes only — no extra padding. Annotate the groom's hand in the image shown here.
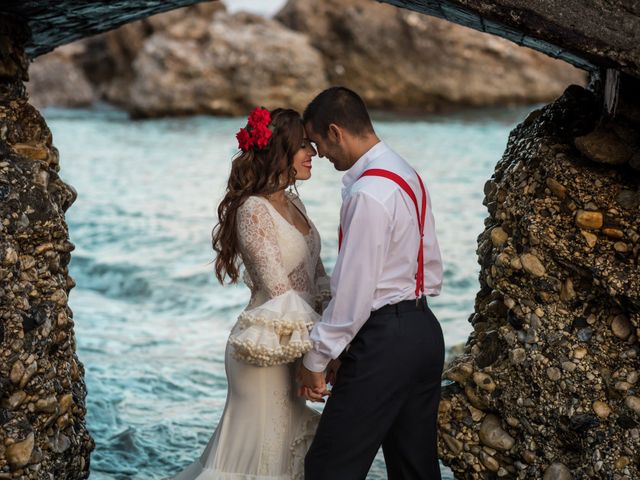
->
[297,364,329,403]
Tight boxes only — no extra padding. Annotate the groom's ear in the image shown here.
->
[328,123,342,143]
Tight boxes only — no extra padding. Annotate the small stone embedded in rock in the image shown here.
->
[490,227,509,247]
[560,278,575,302]
[593,400,611,418]
[444,362,474,384]
[473,372,496,392]
[547,367,561,381]
[8,390,27,408]
[613,241,628,252]
[441,432,463,455]
[520,253,546,277]
[479,451,500,472]
[580,230,597,247]
[602,227,624,239]
[575,210,603,229]
[479,414,515,451]
[543,461,572,480]
[6,432,34,469]
[577,327,593,342]
[510,348,526,364]
[10,360,25,384]
[625,396,640,415]
[611,315,632,340]
[573,347,588,359]
[545,177,566,199]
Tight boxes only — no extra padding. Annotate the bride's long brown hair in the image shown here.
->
[212,108,304,284]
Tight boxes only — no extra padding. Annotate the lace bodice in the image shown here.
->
[229,192,330,367]
[237,193,327,309]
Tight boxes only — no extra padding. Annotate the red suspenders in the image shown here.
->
[338,169,427,298]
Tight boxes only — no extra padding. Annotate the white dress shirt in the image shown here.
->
[303,141,443,373]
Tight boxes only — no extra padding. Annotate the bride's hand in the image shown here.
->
[297,364,329,402]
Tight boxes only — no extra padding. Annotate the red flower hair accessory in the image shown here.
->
[236,107,273,152]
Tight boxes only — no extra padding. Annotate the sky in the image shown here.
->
[225,0,288,17]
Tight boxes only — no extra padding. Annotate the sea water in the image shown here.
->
[44,105,532,479]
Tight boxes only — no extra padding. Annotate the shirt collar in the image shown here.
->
[342,141,387,190]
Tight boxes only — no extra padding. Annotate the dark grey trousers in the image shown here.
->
[304,300,445,480]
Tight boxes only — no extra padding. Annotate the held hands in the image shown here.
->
[297,364,332,403]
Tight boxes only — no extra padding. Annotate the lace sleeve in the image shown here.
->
[236,197,292,299]
[230,197,319,366]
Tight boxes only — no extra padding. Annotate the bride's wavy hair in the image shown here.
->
[212,108,303,284]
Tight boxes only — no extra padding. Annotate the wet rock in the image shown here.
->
[479,414,515,451]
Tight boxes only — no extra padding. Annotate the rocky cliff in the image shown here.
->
[437,83,640,478]
[0,17,93,479]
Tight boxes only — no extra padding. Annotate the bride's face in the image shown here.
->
[292,131,317,181]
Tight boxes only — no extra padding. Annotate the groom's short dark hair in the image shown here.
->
[303,86,374,138]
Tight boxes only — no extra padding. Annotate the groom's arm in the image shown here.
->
[303,190,391,373]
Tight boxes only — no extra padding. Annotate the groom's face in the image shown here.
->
[304,122,349,171]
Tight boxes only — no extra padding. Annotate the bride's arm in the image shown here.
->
[229,197,320,366]
[236,197,292,299]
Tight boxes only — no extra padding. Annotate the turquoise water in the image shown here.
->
[46,105,531,479]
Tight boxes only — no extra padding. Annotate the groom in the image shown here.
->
[298,86,445,480]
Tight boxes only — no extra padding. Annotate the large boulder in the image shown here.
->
[125,11,329,117]
[276,0,587,112]
[26,43,96,108]
[26,3,225,109]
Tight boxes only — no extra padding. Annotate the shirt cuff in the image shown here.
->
[303,349,331,373]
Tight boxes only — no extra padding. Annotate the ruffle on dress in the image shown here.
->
[229,291,320,367]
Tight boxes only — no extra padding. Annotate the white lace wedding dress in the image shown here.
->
[168,192,330,480]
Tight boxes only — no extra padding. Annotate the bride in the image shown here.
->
[167,107,330,480]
